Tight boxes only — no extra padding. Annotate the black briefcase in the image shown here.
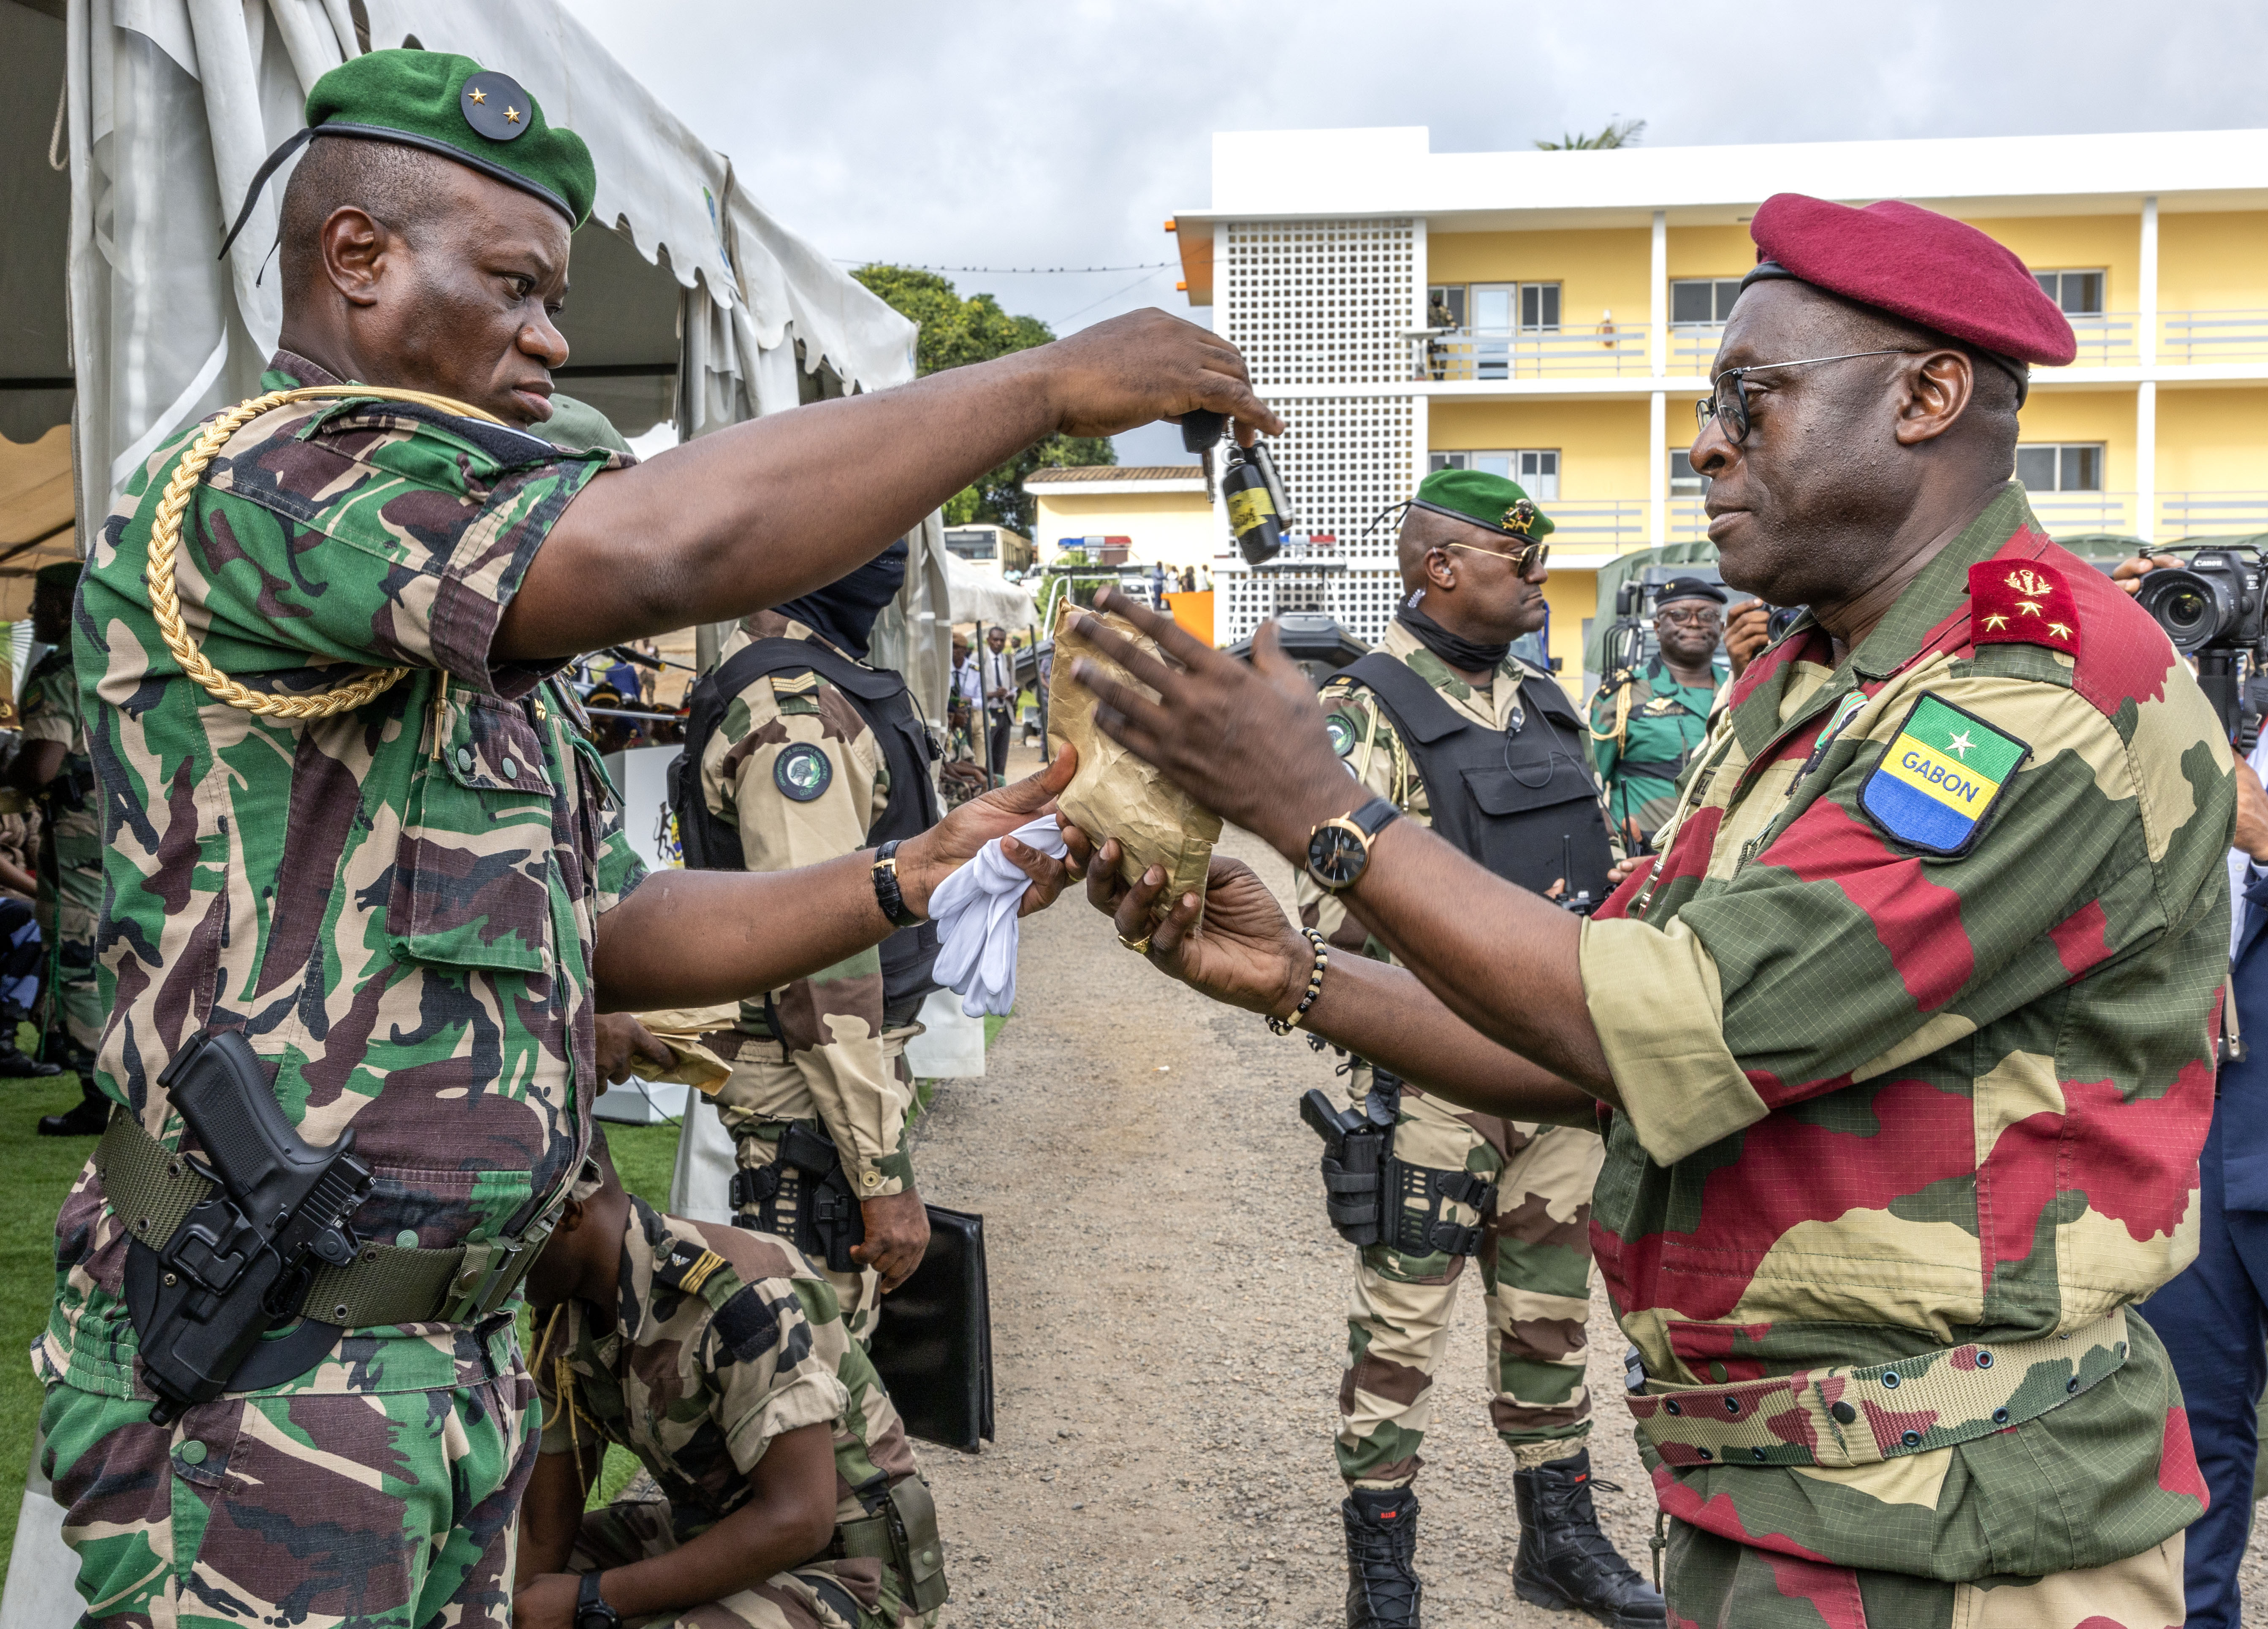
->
[866,1204,993,1452]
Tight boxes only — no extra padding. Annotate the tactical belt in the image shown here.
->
[825,1475,949,1614]
[98,1111,560,1329]
[1625,1309,2131,1470]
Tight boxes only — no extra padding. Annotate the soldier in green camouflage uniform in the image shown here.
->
[698,592,936,1344]
[1070,196,2217,1626]
[1587,578,1728,850]
[15,561,105,1127]
[31,41,1167,1627]
[518,1141,942,1627]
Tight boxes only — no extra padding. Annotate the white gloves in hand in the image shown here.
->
[928,815,1069,1018]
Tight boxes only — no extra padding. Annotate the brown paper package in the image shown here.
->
[1048,605,1222,927]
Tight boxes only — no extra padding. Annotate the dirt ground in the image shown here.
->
[907,789,1660,1629]
[906,743,2268,1627]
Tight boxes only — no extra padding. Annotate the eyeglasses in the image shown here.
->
[1440,539,1550,576]
[1655,607,1722,629]
[1694,349,1917,445]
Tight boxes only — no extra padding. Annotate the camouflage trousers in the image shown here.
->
[1664,1519,2185,1628]
[39,1353,537,1626]
[1339,1078,1605,1488]
[39,828,102,1050]
[571,1490,931,1628]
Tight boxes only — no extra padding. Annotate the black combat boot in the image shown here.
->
[1511,1448,1666,1627]
[1341,1485,1422,1629]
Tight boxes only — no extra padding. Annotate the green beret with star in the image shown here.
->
[303,48,595,228]
[1411,467,1555,540]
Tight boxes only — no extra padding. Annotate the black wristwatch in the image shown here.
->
[1305,797,1401,893]
[871,839,922,929]
[576,1571,621,1629]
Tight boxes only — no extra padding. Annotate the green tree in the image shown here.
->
[1535,118,1646,151]
[853,265,1114,534]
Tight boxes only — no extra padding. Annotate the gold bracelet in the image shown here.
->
[1267,929,1328,1035]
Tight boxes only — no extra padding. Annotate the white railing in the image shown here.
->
[1669,325,1724,378]
[2158,491,2268,537]
[1544,500,1652,550]
[1411,326,1651,382]
[2024,490,2139,535]
[2158,311,2268,366]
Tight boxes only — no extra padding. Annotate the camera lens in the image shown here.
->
[2138,566,2239,654]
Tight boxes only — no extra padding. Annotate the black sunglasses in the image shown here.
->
[1694,349,1917,445]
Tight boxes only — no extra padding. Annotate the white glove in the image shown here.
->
[928,815,1068,1018]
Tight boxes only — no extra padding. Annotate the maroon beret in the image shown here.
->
[1746,194,2077,369]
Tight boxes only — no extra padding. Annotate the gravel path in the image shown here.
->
[908,751,2265,1626]
[909,808,1656,1629]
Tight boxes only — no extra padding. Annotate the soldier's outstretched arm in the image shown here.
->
[1073,836,1599,1127]
[497,310,1280,660]
[1065,591,1617,1098]
[592,749,1076,1013]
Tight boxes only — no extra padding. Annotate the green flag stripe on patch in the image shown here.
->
[1900,694,2024,783]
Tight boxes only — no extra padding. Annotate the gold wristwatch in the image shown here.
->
[1305,797,1400,893]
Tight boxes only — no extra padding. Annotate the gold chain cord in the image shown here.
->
[144,385,502,719]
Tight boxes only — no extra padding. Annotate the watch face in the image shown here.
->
[1308,824,1367,888]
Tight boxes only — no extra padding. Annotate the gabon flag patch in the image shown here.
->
[1858,694,2029,857]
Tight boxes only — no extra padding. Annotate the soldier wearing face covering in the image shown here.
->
[681,542,945,1342]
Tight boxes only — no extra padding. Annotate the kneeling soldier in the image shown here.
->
[518,1135,945,1628]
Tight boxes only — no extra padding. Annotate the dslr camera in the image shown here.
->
[2133,546,2268,748]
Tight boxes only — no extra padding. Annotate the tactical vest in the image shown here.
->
[1339,652,1615,903]
[670,638,942,1010]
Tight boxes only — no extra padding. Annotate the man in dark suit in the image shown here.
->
[2143,739,2268,1628]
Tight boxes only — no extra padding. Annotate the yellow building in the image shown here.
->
[1023,465,1216,569]
[1169,125,2268,684]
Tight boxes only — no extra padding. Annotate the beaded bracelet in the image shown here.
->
[1267,928,1329,1035]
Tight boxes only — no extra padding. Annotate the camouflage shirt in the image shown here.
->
[1582,485,2225,1578]
[533,1197,924,1545]
[40,351,646,1399]
[699,614,914,1195]
[1587,653,1723,844]
[19,642,96,847]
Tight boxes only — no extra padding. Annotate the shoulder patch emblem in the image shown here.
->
[1858,694,2029,857]
[1326,712,1358,758]
[773,743,833,802]
[1968,561,2079,656]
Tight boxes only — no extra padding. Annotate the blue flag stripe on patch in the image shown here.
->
[1861,770,1977,850]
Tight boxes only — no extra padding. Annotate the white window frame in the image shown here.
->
[1431,449,1559,499]
[1668,449,1709,494]
[2014,442,2106,493]
[1467,282,1562,334]
[1669,277,1744,327]
[2032,270,2107,318]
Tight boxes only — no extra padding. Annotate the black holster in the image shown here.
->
[729,1120,865,1274]
[1302,1072,1496,1258]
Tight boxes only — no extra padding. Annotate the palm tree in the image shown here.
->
[1536,119,1646,151]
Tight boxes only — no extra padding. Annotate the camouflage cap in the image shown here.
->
[1411,467,1555,540]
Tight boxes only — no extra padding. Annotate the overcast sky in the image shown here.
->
[564,0,2268,463]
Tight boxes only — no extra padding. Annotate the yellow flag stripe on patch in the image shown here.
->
[1878,735,2003,816]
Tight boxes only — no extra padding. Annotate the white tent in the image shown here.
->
[944,548,1039,630]
[0,0,955,715]
[0,1,957,1613]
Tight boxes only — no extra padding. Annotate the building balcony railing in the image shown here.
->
[2156,311,2268,366]
[1544,499,1652,549]
[1410,327,1652,382]
[1668,490,2268,548]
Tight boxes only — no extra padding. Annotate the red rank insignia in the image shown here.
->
[1968,560,2079,656]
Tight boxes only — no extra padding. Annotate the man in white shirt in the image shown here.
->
[981,627,1017,783]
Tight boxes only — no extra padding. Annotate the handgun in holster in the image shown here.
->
[728,1119,865,1274]
[1300,1070,1496,1258]
[125,1030,374,1425]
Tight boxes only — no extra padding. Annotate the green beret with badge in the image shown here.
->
[219,47,597,258]
[1408,467,1555,541]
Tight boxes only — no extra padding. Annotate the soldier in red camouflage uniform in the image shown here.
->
[1071,194,2223,1627]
